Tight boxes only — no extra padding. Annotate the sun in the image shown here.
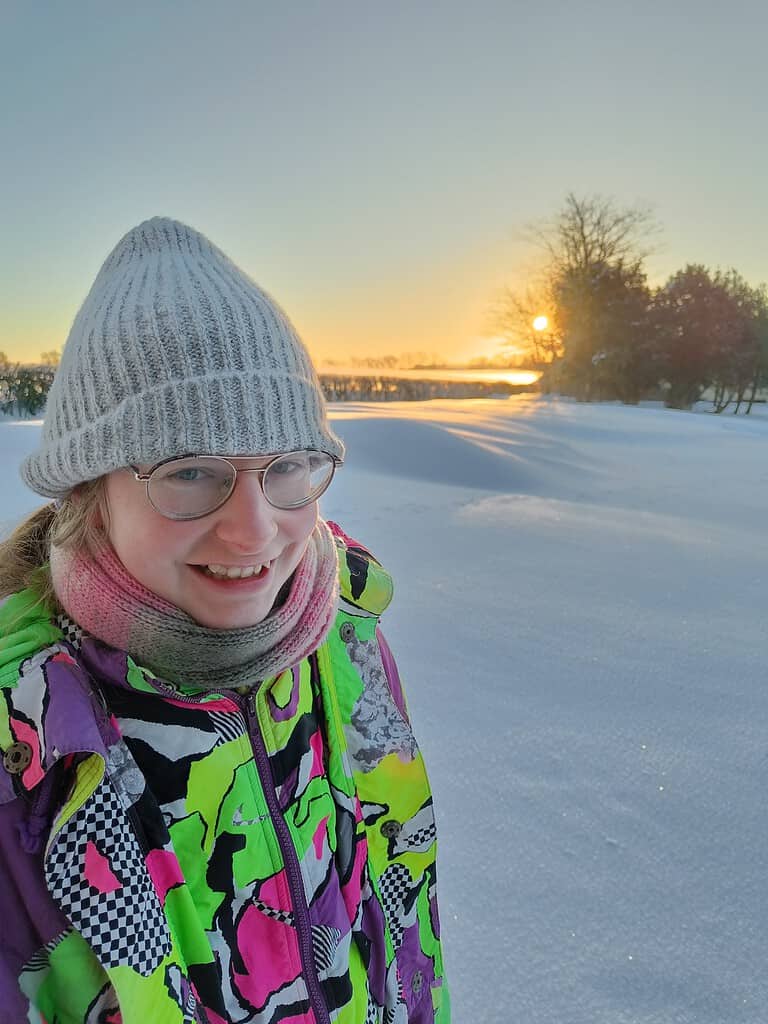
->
[532,315,549,332]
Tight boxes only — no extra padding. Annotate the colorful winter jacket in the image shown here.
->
[0,529,448,1023]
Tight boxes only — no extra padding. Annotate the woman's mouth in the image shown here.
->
[195,560,273,581]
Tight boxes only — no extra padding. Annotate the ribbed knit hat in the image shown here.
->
[21,217,344,497]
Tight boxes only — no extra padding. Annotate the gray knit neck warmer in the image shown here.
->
[49,519,339,691]
[22,217,344,498]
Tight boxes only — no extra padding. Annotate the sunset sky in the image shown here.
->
[1,1,766,367]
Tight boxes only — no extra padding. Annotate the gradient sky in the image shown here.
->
[1,1,766,366]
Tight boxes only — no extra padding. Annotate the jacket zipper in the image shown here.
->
[243,690,331,1024]
[150,679,331,1024]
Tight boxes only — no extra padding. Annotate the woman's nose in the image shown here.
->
[212,471,278,550]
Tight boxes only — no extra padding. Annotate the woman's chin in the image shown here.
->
[183,598,273,630]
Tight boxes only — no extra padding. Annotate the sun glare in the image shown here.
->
[532,315,549,332]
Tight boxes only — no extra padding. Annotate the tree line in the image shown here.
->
[0,355,56,417]
[319,374,528,402]
[0,354,529,419]
[501,194,768,411]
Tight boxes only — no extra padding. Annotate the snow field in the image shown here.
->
[3,397,767,1023]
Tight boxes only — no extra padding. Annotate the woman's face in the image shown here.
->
[103,459,318,629]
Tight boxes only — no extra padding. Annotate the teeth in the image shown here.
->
[204,562,268,579]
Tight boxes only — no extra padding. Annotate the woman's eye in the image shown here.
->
[272,459,303,475]
[169,467,208,483]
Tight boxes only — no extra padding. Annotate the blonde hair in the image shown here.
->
[0,478,109,612]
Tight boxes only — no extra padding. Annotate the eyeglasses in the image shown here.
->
[130,450,341,520]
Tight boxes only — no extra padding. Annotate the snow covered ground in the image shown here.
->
[2,397,767,1024]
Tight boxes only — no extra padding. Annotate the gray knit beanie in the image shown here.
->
[21,217,344,498]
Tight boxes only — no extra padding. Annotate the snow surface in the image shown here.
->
[2,397,767,1024]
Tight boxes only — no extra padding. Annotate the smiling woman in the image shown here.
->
[0,218,449,1022]
[105,451,339,629]
[100,455,321,630]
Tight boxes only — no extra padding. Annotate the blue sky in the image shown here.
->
[1,0,766,364]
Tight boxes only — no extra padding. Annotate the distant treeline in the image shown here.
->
[319,374,533,402]
[0,365,535,420]
[0,363,55,417]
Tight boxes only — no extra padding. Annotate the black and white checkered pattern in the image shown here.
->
[404,823,436,850]
[55,613,86,651]
[365,996,381,1024]
[252,898,295,925]
[45,778,172,976]
[377,863,412,950]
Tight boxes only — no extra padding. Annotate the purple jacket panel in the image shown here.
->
[0,646,114,1018]
[0,798,73,1021]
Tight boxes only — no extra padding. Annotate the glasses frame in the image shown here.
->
[129,450,342,521]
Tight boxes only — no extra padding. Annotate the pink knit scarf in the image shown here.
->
[49,519,339,691]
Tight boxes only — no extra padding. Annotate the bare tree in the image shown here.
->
[497,194,660,395]
[495,281,563,371]
[530,192,660,276]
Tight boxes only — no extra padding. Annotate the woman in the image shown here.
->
[0,218,448,1023]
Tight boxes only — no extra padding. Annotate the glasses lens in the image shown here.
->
[148,457,235,519]
[263,451,335,508]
